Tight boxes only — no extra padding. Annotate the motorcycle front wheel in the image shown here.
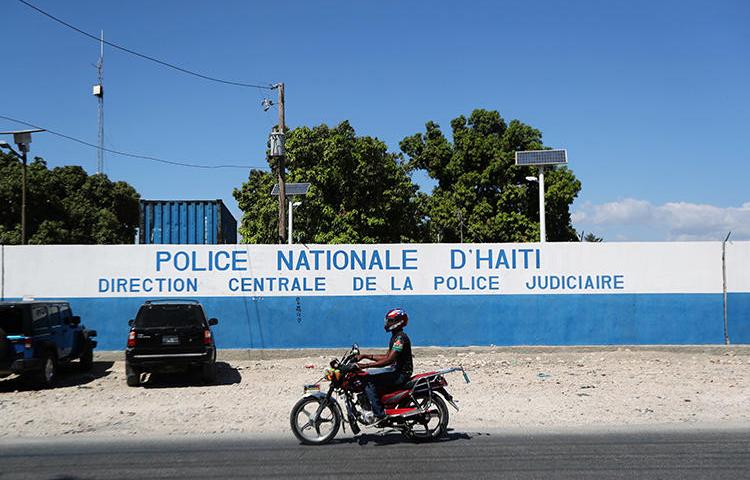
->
[399,392,449,442]
[290,396,341,445]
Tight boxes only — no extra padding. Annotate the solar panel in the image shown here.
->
[515,149,567,166]
[271,182,311,196]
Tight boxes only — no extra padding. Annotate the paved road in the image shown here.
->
[1,428,748,479]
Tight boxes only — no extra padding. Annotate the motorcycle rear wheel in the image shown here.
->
[399,392,449,442]
[290,396,341,445]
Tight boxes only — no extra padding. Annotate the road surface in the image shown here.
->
[1,428,748,479]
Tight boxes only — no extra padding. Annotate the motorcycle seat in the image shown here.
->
[380,372,438,405]
[403,371,437,389]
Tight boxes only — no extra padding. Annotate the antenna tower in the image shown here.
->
[93,30,105,174]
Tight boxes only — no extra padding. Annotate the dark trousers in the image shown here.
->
[363,371,409,417]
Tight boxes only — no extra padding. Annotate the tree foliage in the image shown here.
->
[235,109,582,244]
[400,109,581,242]
[583,232,603,242]
[0,152,140,244]
[233,122,423,244]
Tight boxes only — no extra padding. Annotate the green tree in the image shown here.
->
[234,121,423,243]
[400,109,581,242]
[0,152,140,244]
[583,232,603,242]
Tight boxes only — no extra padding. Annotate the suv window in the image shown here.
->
[59,305,72,324]
[0,306,25,335]
[32,306,50,333]
[48,305,61,327]
[135,304,206,329]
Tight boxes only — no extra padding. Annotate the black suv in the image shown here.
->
[125,300,218,386]
[0,301,97,387]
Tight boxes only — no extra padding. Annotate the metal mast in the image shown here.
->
[93,30,105,174]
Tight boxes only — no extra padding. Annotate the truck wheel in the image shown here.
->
[36,351,58,388]
[125,361,141,387]
[79,341,94,371]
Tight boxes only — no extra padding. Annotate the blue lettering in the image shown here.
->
[173,252,190,271]
[231,251,248,271]
[191,251,207,271]
[333,251,349,270]
[495,250,510,269]
[278,251,293,271]
[402,249,417,270]
[476,250,492,269]
[351,250,366,270]
[156,251,171,272]
[369,251,383,270]
[450,250,466,269]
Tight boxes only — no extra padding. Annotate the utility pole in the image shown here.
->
[93,30,105,174]
[274,82,287,244]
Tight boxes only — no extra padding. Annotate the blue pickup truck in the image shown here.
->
[0,301,97,388]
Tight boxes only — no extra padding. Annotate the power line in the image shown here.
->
[16,0,274,90]
[0,115,269,171]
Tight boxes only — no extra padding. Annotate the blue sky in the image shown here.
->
[1,0,748,241]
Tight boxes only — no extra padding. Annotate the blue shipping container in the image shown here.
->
[139,200,237,244]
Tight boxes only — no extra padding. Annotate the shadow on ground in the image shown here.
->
[140,361,241,389]
[0,361,114,392]
[329,429,479,446]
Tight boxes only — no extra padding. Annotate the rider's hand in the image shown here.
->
[353,354,364,362]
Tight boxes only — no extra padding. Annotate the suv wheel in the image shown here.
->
[79,341,94,371]
[0,328,9,364]
[37,351,58,388]
[125,361,141,387]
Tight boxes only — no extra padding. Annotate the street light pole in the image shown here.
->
[21,149,28,245]
[288,201,302,245]
[288,199,293,245]
[538,166,546,243]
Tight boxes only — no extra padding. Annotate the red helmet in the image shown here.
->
[384,308,408,332]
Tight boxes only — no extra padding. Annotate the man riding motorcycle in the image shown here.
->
[355,308,413,424]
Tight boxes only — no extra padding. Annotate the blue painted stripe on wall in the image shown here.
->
[16,293,746,351]
[728,292,750,343]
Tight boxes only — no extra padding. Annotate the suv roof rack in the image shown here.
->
[143,299,201,305]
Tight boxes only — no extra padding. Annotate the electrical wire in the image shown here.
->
[16,0,275,90]
[0,115,269,170]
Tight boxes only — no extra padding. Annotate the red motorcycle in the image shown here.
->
[290,344,470,445]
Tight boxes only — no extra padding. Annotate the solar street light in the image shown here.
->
[0,129,46,244]
[272,182,310,244]
[516,149,568,243]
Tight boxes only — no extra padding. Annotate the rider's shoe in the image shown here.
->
[362,411,387,426]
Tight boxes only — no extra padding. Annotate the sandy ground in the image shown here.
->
[0,347,748,439]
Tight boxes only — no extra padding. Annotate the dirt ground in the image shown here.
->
[0,347,748,438]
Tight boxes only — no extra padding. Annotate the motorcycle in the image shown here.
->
[290,344,470,445]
